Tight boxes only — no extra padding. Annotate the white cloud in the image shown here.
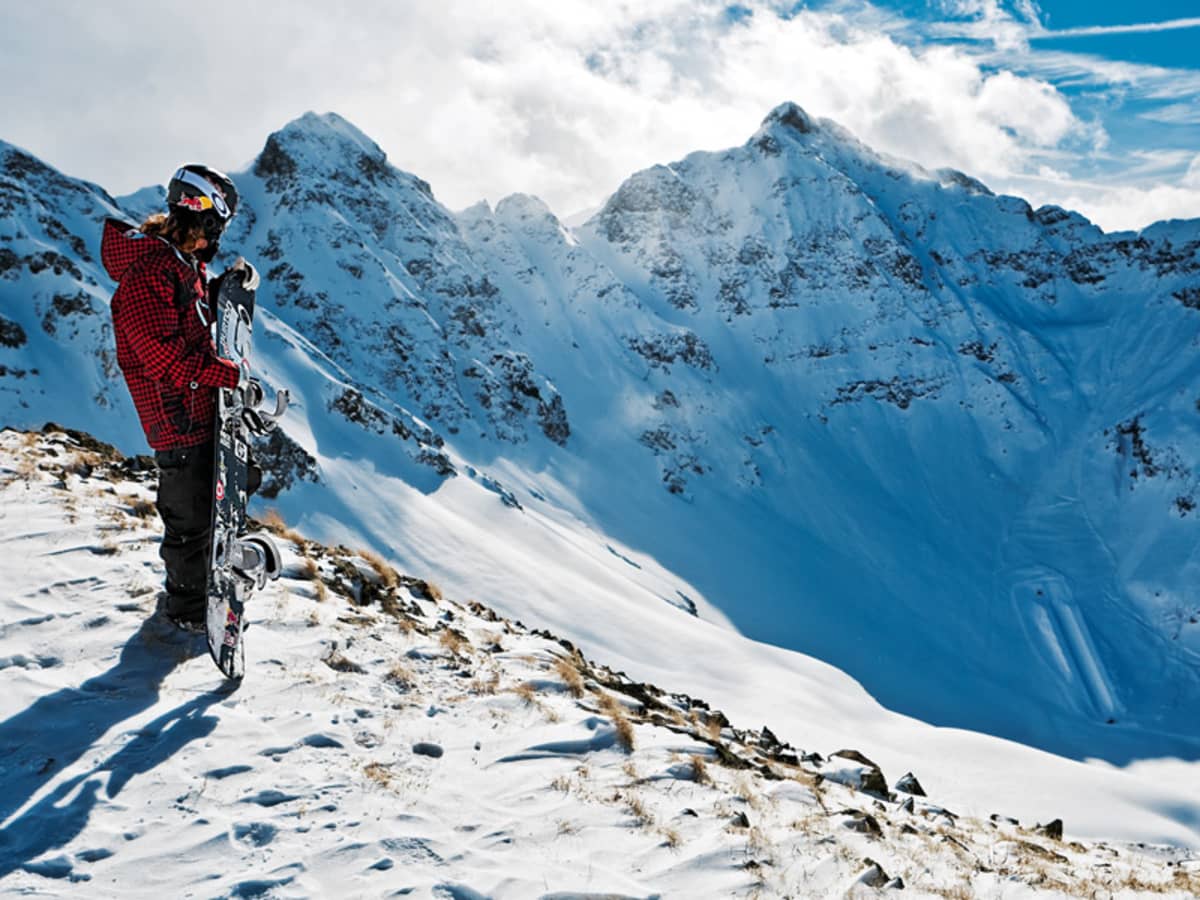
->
[930,0,1041,50]
[0,0,1190,230]
[1184,156,1200,189]
[1053,183,1200,232]
[997,169,1200,232]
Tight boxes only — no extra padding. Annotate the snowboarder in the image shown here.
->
[101,165,261,631]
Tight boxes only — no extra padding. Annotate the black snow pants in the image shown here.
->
[155,441,260,622]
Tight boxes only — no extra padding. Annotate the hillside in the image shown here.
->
[1,427,1197,898]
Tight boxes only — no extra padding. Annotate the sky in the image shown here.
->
[0,1,1196,231]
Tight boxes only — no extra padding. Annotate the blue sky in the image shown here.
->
[0,1,1196,230]
[788,0,1200,220]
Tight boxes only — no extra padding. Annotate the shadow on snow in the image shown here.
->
[0,617,235,878]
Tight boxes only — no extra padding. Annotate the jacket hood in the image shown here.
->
[101,218,168,282]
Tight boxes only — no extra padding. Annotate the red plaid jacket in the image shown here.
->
[102,218,239,451]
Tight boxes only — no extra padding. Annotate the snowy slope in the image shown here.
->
[2,428,1198,898]
[1,104,1199,852]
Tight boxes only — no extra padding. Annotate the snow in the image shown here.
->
[1,428,1198,897]
[2,102,1200,890]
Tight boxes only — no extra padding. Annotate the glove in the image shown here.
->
[229,257,260,291]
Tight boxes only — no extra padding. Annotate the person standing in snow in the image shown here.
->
[101,165,260,631]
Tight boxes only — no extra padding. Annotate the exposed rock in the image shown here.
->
[765,102,817,136]
[823,750,889,796]
[831,375,945,410]
[254,428,321,499]
[0,314,26,348]
[1037,818,1064,841]
[626,331,715,372]
[894,772,926,796]
[937,168,993,196]
[855,858,889,887]
[1175,287,1200,309]
[842,813,883,837]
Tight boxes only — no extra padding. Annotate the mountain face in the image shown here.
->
[1,104,1199,765]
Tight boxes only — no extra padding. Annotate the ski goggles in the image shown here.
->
[172,168,233,220]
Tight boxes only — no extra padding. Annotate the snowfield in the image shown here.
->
[2,428,1198,898]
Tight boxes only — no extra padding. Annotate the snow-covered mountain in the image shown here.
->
[2,103,1200,849]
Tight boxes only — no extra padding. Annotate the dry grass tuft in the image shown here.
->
[928,882,974,899]
[299,557,320,581]
[260,508,306,545]
[470,670,501,695]
[364,762,393,789]
[122,495,157,519]
[690,753,713,786]
[745,825,771,855]
[556,819,578,836]
[313,578,328,603]
[658,826,682,849]
[323,648,366,674]
[513,681,539,705]
[439,628,469,657]
[386,661,414,688]
[598,692,636,752]
[14,453,38,483]
[421,580,444,603]
[734,774,765,811]
[261,508,288,534]
[624,792,654,827]
[553,655,586,698]
[622,760,640,781]
[703,716,724,741]
[359,547,399,589]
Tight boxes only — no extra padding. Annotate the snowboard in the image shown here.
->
[206,261,286,679]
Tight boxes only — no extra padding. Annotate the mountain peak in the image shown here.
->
[253,111,390,189]
[761,101,818,136]
[276,111,384,158]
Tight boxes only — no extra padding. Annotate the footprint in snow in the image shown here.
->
[240,789,300,807]
[233,822,278,848]
[204,764,253,780]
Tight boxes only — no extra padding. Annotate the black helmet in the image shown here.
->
[167,164,239,240]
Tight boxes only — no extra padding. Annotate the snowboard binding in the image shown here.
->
[228,534,283,591]
[213,531,282,591]
[237,378,290,436]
